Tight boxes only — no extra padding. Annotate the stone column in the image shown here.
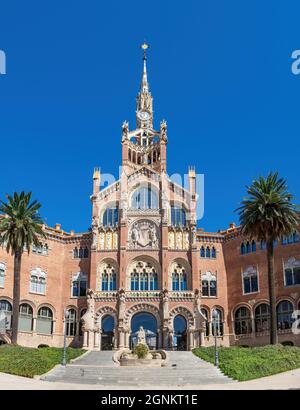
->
[88,330,94,349]
[32,317,37,332]
[189,330,194,350]
[157,329,163,349]
[83,331,88,348]
[94,331,100,350]
[119,329,125,348]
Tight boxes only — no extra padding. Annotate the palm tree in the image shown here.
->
[0,192,45,344]
[237,172,300,345]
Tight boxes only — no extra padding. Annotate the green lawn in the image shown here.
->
[0,345,85,378]
[193,345,300,381]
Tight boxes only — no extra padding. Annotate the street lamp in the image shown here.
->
[212,309,219,368]
[62,309,69,367]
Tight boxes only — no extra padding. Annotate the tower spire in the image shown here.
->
[141,42,150,93]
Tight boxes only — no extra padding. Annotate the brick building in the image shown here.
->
[0,47,299,350]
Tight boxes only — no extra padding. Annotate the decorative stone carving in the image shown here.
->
[98,229,118,251]
[81,289,96,332]
[160,120,167,142]
[129,220,159,249]
[162,289,169,321]
[137,326,147,346]
[118,289,126,321]
[122,121,129,142]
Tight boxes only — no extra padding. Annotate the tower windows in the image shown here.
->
[282,232,299,245]
[102,208,119,227]
[171,206,187,227]
[100,264,117,292]
[131,186,158,210]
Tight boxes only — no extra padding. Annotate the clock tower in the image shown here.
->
[121,43,168,173]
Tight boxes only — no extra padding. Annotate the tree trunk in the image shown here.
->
[11,249,22,345]
[267,240,278,345]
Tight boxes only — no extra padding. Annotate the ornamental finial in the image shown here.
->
[141,42,150,60]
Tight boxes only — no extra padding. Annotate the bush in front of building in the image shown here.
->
[133,343,149,359]
[193,345,300,381]
[0,345,85,378]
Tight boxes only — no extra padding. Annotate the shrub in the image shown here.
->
[133,343,149,359]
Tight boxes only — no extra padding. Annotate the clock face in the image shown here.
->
[138,111,150,121]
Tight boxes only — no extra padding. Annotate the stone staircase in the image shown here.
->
[42,351,235,387]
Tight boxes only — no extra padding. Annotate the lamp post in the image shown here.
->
[62,309,69,367]
[212,309,219,368]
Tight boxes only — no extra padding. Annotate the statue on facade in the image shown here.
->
[118,289,126,321]
[122,121,129,142]
[149,224,158,247]
[160,120,168,142]
[81,289,95,332]
[137,326,147,346]
[131,223,140,247]
[162,289,169,320]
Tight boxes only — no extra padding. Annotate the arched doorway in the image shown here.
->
[101,315,115,351]
[130,312,158,350]
[173,315,187,351]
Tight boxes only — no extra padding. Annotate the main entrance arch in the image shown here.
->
[101,315,115,351]
[124,303,161,350]
[173,315,187,351]
[130,312,158,350]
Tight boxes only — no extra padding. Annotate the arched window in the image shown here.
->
[260,241,267,250]
[246,242,251,254]
[243,266,259,294]
[0,300,12,330]
[211,247,217,259]
[212,309,224,337]
[66,309,77,337]
[102,207,119,227]
[277,300,294,330]
[73,247,79,258]
[71,273,87,297]
[100,264,117,292]
[251,241,256,253]
[171,206,187,227]
[79,308,87,336]
[206,247,211,258]
[83,247,89,258]
[19,303,33,332]
[37,307,53,335]
[284,258,300,287]
[200,246,205,258]
[172,264,187,291]
[241,243,245,255]
[149,272,158,291]
[201,272,217,298]
[130,261,158,291]
[30,268,46,294]
[234,307,252,335]
[255,304,270,333]
[0,263,6,288]
[201,308,210,337]
[131,186,158,210]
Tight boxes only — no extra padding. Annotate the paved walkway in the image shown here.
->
[0,351,299,390]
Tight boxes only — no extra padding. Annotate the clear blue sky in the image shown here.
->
[0,1,299,233]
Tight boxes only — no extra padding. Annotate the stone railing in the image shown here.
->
[169,291,194,300]
[125,291,161,300]
[94,291,118,300]
[98,182,120,200]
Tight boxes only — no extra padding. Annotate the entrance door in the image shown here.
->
[173,315,187,351]
[101,315,115,351]
[130,312,158,350]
